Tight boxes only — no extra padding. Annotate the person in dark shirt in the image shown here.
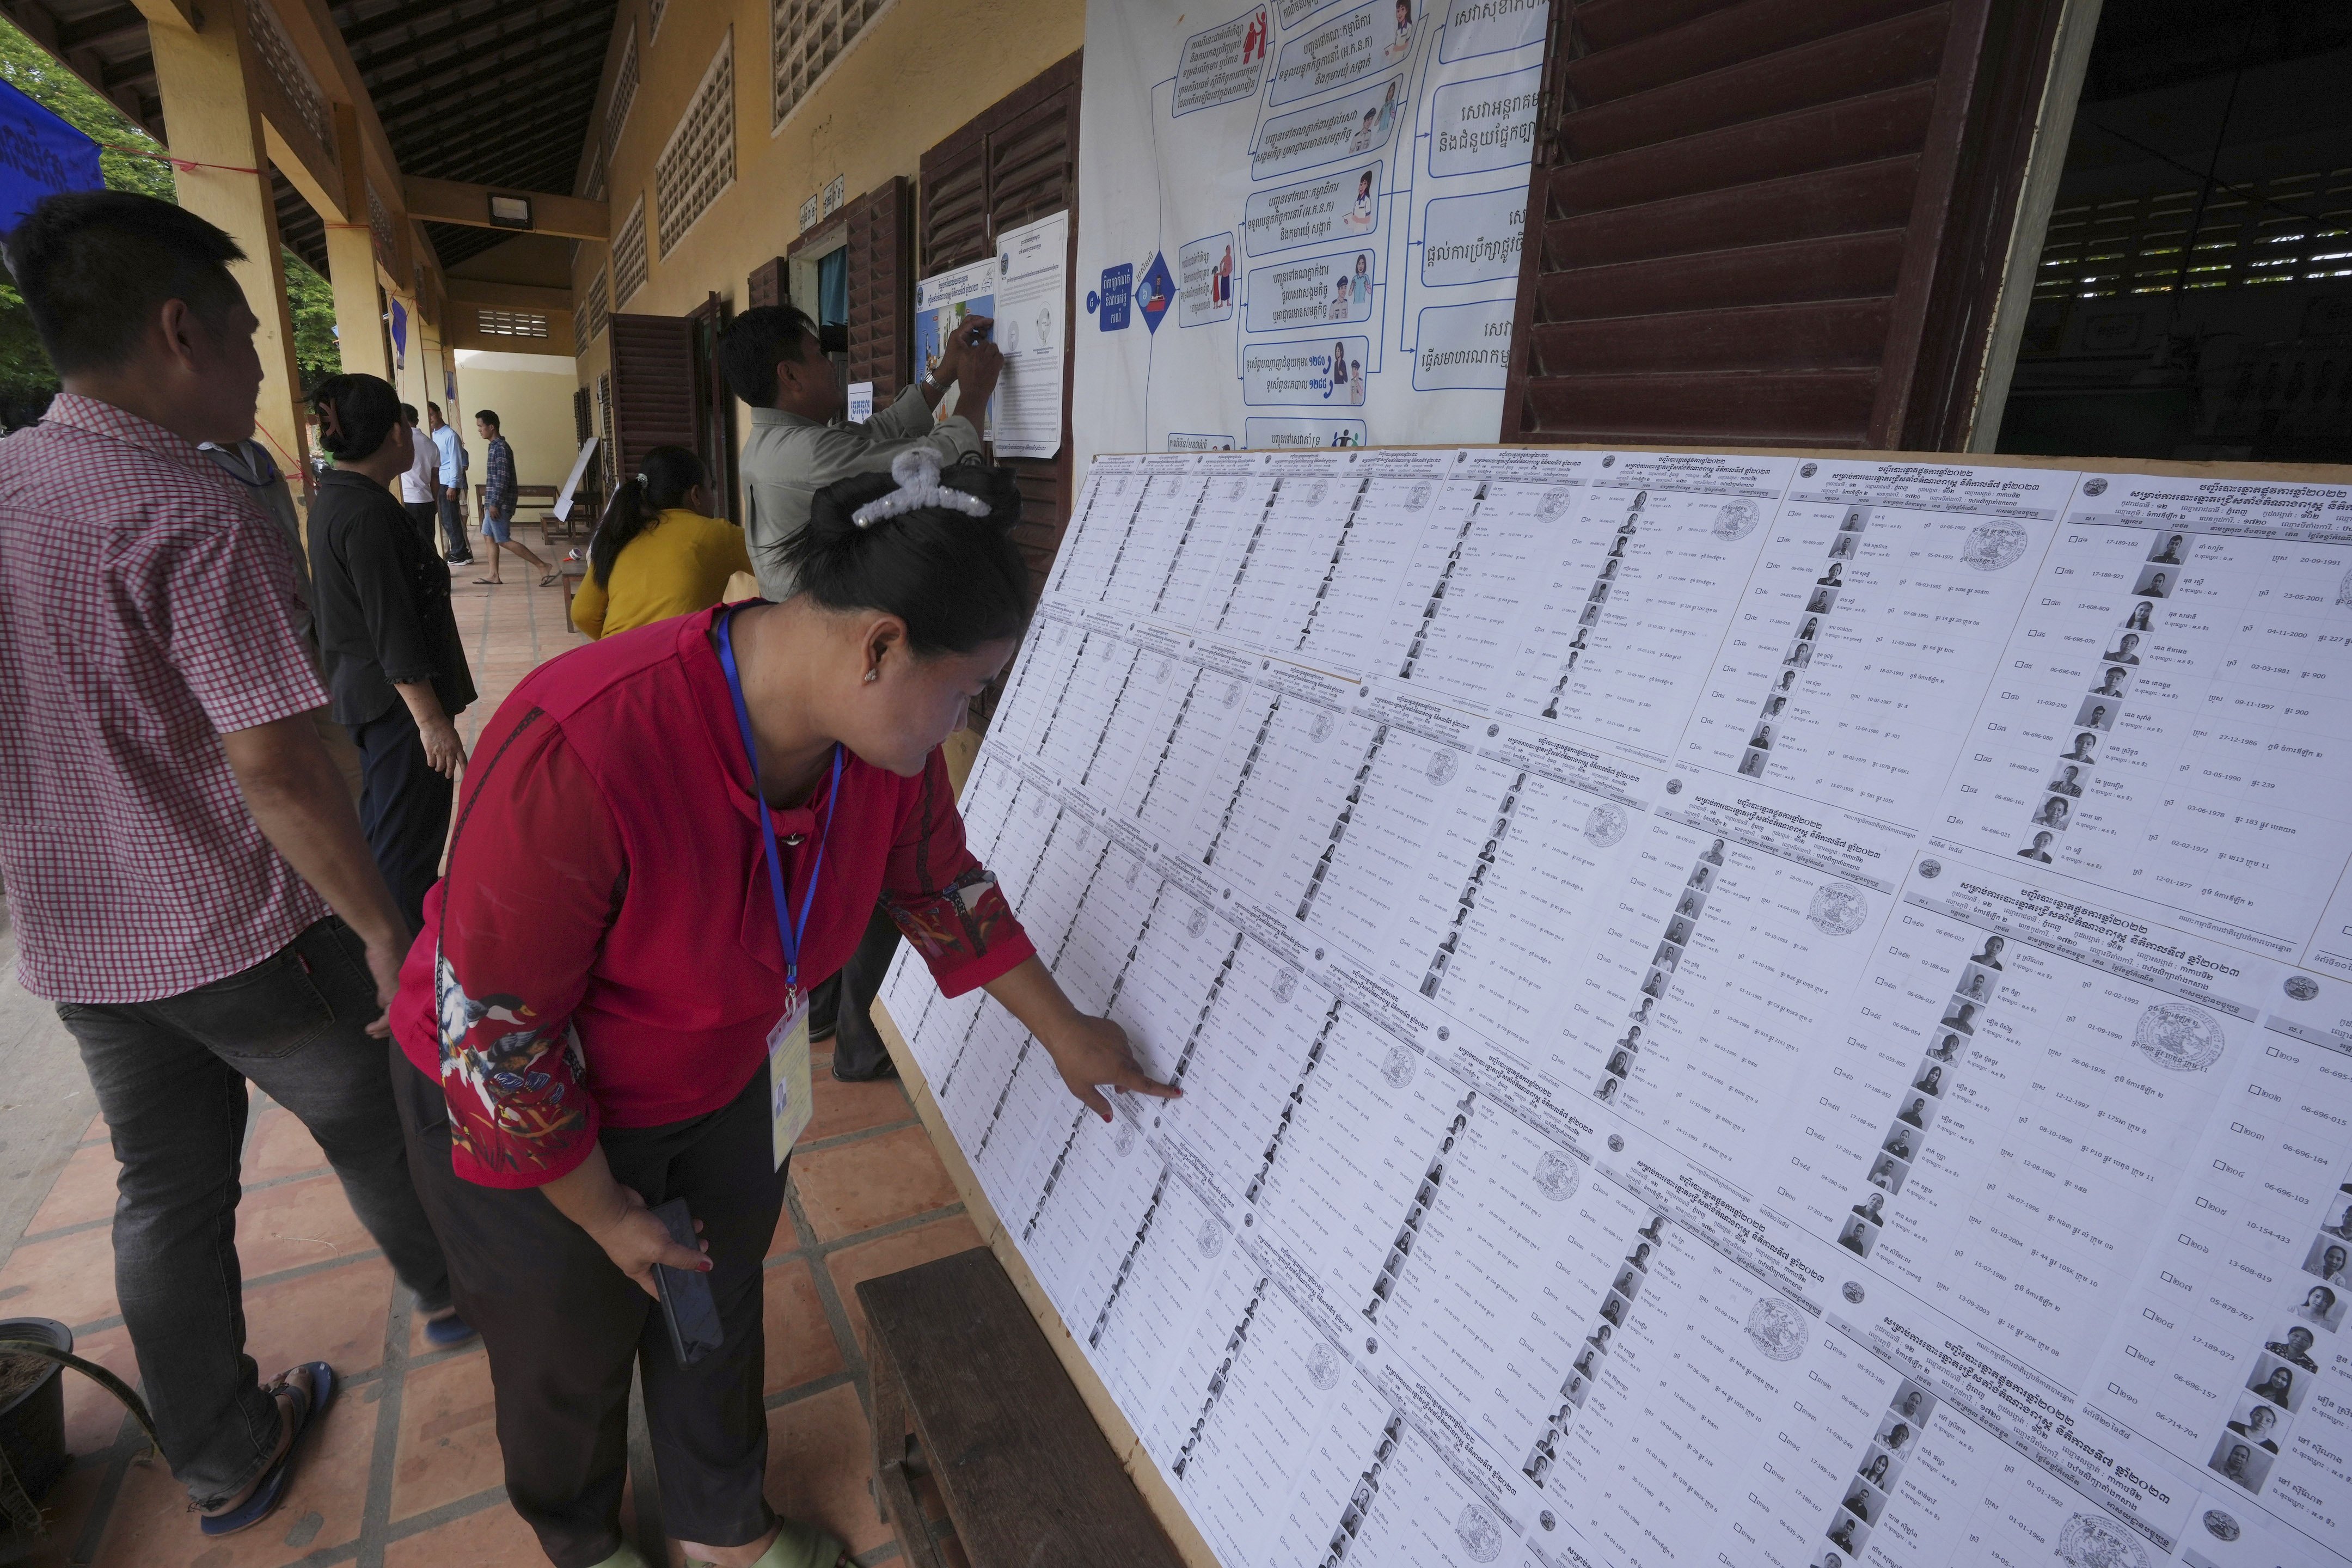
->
[305,374,476,926]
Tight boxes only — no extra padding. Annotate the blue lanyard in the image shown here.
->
[717,608,842,991]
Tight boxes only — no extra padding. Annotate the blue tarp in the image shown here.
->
[0,77,102,232]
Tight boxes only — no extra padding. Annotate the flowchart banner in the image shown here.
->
[1074,0,1543,461]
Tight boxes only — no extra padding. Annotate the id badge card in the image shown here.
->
[767,987,814,1169]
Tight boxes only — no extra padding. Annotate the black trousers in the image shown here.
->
[394,1048,786,1566]
[401,499,439,553]
[351,701,454,931]
[436,486,471,560]
[823,902,902,1076]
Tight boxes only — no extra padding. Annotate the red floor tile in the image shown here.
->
[23,1138,119,1235]
[762,1257,847,1394]
[762,1383,889,1557]
[230,1172,376,1278]
[823,1216,988,1359]
[241,1257,397,1385]
[382,1497,546,1566]
[787,1126,960,1243]
[0,1223,121,1331]
[390,1349,502,1520]
[803,1052,916,1144]
[244,1104,329,1181]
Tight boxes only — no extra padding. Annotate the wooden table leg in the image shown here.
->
[868,1339,953,1568]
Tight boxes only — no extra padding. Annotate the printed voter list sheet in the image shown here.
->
[883,446,2352,1568]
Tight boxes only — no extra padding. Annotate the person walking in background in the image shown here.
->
[397,400,439,550]
[426,400,471,565]
[308,375,477,928]
[0,189,468,1542]
[569,444,751,639]
[473,408,556,587]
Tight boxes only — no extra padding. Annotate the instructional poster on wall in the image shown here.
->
[1071,0,1545,461]
[885,450,2352,1568]
[917,258,996,440]
[992,211,1070,460]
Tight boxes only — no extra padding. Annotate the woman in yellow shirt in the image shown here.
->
[569,445,754,638]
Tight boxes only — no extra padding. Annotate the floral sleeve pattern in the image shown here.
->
[430,708,626,1186]
[882,751,1035,996]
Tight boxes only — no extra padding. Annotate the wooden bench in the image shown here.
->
[859,1247,1188,1568]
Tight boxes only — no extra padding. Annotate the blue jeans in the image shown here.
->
[54,917,453,1507]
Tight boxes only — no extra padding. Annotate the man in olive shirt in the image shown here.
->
[715,303,1002,1078]
[719,303,1003,599]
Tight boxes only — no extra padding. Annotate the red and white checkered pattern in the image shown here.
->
[0,395,333,1003]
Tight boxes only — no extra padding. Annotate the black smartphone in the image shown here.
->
[650,1197,723,1366]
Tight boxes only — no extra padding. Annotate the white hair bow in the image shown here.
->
[851,449,993,528]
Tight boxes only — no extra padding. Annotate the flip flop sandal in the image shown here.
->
[685,1518,847,1568]
[539,572,562,587]
[473,578,501,586]
[199,1362,337,1536]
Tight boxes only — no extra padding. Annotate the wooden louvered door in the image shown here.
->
[1503,0,2066,449]
[607,313,700,485]
[844,177,911,403]
[920,51,1082,593]
[687,292,739,522]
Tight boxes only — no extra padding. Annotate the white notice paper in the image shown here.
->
[880,448,2352,1568]
[992,210,1068,460]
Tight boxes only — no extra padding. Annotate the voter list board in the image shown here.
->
[878,445,2352,1568]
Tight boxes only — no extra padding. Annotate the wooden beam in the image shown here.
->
[445,277,573,313]
[402,174,605,240]
[128,0,201,36]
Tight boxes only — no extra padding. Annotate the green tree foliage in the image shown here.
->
[0,14,340,424]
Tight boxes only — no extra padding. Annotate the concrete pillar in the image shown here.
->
[324,102,390,381]
[134,0,310,483]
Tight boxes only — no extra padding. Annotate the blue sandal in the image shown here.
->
[422,1309,479,1348]
[199,1362,336,1536]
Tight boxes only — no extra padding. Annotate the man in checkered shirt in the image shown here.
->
[0,193,465,1538]
[469,407,554,586]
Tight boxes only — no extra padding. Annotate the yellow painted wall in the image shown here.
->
[452,352,583,491]
[573,0,1087,405]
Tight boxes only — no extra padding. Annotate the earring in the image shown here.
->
[863,670,879,683]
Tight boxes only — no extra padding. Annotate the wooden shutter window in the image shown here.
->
[1505,0,2065,450]
[746,256,787,310]
[845,177,911,402]
[607,313,701,482]
[919,51,1082,593]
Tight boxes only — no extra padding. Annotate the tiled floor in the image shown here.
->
[0,571,977,1567]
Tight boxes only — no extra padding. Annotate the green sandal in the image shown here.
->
[684,1518,847,1568]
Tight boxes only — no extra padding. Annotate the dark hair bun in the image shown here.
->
[786,454,1031,655]
[310,372,401,464]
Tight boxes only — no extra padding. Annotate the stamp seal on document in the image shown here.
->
[1961,519,2030,571]
[1712,499,1760,541]
[1807,884,1870,936]
[1583,804,1627,848]
[1744,1296,1808,1362]
[2057,1513,2148,1568]
[1455,1505,1503,1563]
[2133,1002,2224,1071]
[1306,1340,1342,1391]
[1533,1150,1579,1202]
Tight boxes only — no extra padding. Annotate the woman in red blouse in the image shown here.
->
[389,455,1175,1568]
